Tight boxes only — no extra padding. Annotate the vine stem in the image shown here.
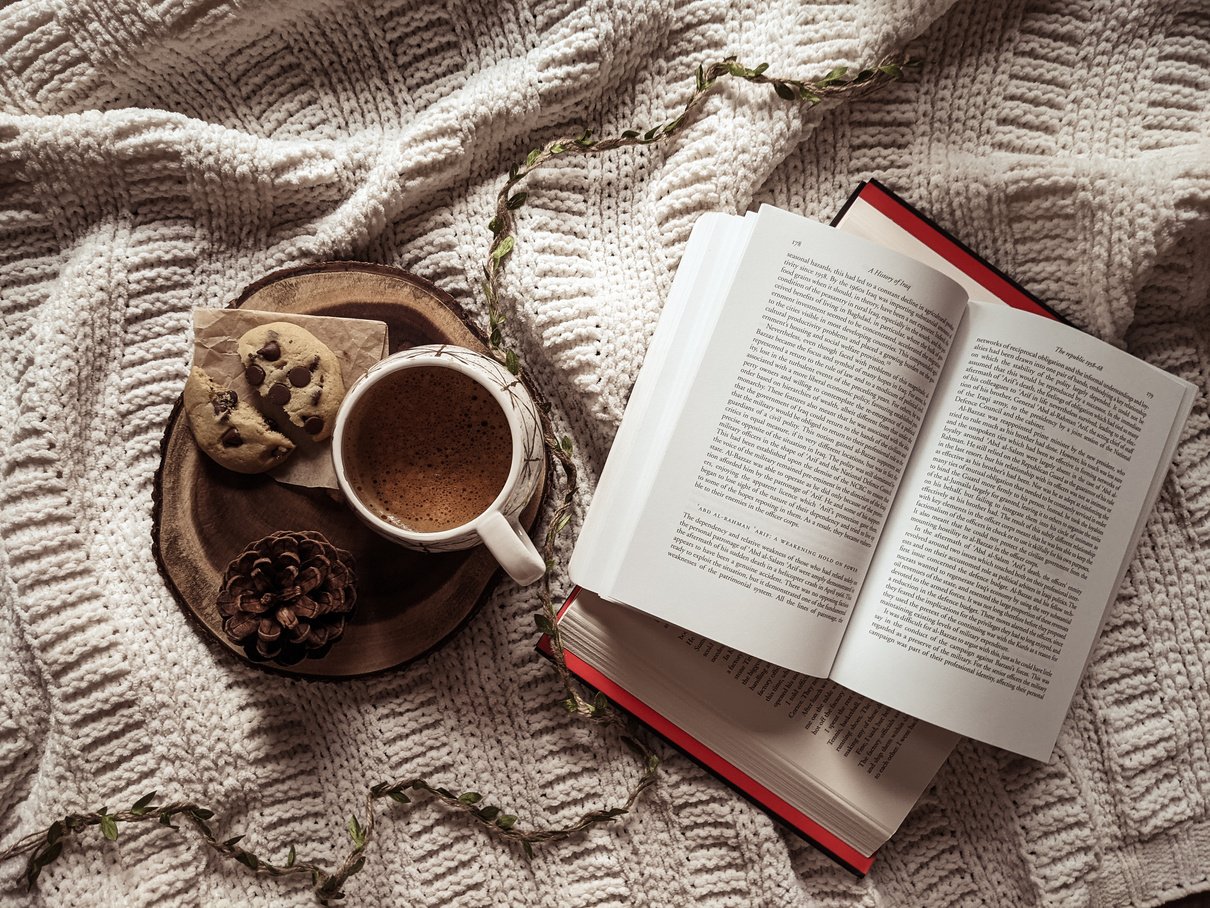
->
[480,53,918,365]
[2,52,917,904]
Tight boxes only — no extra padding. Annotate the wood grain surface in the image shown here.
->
[152,263,546,679]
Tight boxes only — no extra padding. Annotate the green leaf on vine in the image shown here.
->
[772,81,795,100]
[506,192,528,210]
[491,235,515,261]
[287,844,296,867]
[99,815,118,841]
[235,851,259,871]
[131,792,157,816]
[347,816,365,848]
[505,349,520,374]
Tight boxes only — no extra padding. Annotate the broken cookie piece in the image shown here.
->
[183,367,295,473]
[238,322,345,442]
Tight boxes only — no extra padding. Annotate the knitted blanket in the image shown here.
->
[2,0,1208,904]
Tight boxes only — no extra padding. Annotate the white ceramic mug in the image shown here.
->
[331,344,546,585]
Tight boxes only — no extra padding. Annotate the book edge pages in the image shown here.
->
[543,588,878,876]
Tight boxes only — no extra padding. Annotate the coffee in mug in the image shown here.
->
[341,367,512,532]
[332,345,547,586]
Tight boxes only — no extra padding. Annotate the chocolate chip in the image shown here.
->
[245,363,265,386]
[267,382,291,406]
[211,389,238,415]
[303,416,324,435]
[288,365,311,387]
[310,390,322,405]
[220,427,243,447]
[258,340,281,361]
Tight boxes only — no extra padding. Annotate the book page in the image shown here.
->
[571,213,754,591]
[605,206,969,676]
[559,591,958,857]
[838,196,1006,304]
[834,190,1052,320]
[832,301,1195,759]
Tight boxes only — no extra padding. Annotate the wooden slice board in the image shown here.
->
[152,263,546,679]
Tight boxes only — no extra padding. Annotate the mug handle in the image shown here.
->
[478,511,546,585]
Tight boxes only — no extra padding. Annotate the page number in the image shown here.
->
[790,240,802,248]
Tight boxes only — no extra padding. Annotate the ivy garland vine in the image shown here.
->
[0,53,917,904]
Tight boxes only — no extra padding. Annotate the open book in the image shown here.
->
[558,184,1195,868]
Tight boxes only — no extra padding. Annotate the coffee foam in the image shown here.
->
[343,367,512,532]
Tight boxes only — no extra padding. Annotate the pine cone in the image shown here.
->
[217,530,357,664]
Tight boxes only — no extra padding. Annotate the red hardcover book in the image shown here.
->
[831,180,1062,322]
[543,183,1191,873]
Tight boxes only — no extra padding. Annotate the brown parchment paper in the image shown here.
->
[190,309,389,488]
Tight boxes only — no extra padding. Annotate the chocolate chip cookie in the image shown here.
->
[183,367,295,473]
[238,322,345,442]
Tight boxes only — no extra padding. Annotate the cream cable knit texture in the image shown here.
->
[1,0,1208,905]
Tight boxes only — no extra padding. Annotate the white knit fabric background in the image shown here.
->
[1,0,1208,905]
